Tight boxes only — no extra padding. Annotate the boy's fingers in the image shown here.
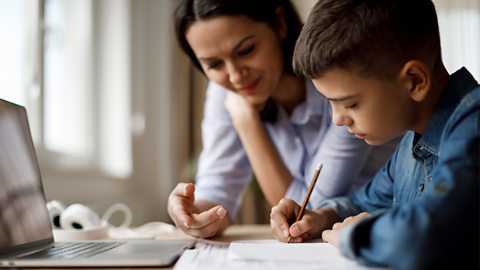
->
[270,198,297,223]
[289,221,306,238]
[332,221,342,230]
[322,229,332,242]
[288,211,319,240]
[270,199,297,240]
[270,218,290,241]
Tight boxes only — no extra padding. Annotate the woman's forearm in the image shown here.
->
[234,118,292,206]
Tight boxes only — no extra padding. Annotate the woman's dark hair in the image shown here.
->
[174,0,303,75]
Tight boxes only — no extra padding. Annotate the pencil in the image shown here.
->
[287,163,323,243]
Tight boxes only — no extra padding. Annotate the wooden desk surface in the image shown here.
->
[29,224,273,270]
[157,224,273,242]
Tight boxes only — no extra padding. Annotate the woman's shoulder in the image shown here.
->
[203,81,230,119]
[206,81,228,99]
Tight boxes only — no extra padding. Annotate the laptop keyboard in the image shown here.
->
[22,242,126,259]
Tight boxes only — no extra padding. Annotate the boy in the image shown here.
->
[269,0,479,269]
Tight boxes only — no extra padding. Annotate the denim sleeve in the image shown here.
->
[195,82,252,219]
[338,91,480,270]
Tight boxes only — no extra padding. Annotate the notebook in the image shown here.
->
[0,98,195,267]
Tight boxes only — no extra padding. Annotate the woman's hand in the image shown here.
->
[167,183,230,238]
[270,198,340,243]
[322,212,369,247]
[224,91,262,128]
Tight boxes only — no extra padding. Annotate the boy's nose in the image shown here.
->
[333,112,352,126]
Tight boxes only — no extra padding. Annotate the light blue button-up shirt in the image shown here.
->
[320,68,479,270]
[195,80,398,219]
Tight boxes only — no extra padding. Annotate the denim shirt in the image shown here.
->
[319,68,480,270]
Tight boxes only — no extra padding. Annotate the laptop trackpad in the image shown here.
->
[94,239,194,257]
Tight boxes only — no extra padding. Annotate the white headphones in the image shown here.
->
[46,200,132,240]
[46,200,103,230]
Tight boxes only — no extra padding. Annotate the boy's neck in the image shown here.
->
[413,62,450,134]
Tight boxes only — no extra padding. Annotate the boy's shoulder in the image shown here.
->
[442,80,480,139]
[448,83,480,121]
[440,68,479,120]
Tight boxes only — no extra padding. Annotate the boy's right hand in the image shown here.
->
[270,198,340,243]
[167,183,229,238]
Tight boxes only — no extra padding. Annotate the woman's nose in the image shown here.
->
[227,62,246,85]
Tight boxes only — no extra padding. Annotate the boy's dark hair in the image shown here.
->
[174,0,303,75]
[293,0,441,79]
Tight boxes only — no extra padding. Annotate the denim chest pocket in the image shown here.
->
[393,155,438,204]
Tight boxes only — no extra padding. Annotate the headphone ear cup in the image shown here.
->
[46,200,66,229]
[60,204,101,230]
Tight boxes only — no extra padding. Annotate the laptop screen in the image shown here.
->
[0,99,53,252]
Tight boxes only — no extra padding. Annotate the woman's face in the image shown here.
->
[185,15,286,106]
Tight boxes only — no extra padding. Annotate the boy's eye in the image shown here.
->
[344,103,357,110]
[237,45,255,56]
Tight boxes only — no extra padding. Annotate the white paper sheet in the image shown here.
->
[174,239,386,270]
[228,239,352,263]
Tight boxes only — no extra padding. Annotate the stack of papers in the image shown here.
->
[174,239,385,270]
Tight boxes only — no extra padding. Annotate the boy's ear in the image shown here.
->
[399,60,431,102]
[275,7,288,40]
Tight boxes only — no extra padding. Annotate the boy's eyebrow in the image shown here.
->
[327,95,358,102]
[197,35,255,61]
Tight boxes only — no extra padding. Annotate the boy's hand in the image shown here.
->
[167,183,229,238]
[270,198,340,243]
[322,212,369,247]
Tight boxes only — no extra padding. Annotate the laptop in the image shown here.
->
[0,98,195,267]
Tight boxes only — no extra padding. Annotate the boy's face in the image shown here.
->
[312,68,417,145]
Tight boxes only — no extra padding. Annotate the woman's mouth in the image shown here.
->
[238,79,259,95]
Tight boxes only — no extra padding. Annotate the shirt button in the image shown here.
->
[419,183,425,192]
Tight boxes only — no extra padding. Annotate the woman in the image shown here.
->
[167,0,398,238]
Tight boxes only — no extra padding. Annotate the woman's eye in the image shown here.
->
[206,61,222,69]
[238,45,255,56]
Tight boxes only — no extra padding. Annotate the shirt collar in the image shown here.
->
[413,67,479,157]
[290,80,325,125]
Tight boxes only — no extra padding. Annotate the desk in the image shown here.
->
[211,224,273,242]
[161,224,273,270]
[29,224,273,270]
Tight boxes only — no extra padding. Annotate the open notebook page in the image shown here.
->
[227,239,353,263]
[175,239,387,270]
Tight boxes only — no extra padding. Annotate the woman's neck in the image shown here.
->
[272,73,306,115]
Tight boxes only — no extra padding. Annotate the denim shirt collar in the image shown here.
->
[412,67,479,160]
